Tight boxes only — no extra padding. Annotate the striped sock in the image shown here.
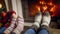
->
[4,16,17,34]
[8,18,17,31]
[13,16,24,34]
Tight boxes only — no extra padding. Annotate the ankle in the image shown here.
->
[33,22,40,28]
[41,22,49,27]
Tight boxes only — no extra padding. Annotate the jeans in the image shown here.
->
[0,27,6,34]
[24,28,48,34]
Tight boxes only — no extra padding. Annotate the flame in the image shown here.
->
[48,2,53,6]
[50,5,56,17]
[30,0,57,17]
[39,1,42,4]
[50,5,56,13]
[30,5,41,16]
[42,5,48,11]
[36,5,41,12]
[39,1,46,4]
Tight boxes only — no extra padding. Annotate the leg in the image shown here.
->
[33,12,42,30]
[0,27,6,34]
[24,12,42,34]
[38,26,49,34]
[38,11,51,34]
[4,13,17,34]
[24,28,36,34]
[11,16,24,34]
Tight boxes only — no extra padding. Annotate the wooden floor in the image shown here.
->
[49,28,60,34]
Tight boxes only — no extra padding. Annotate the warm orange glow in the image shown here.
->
[50,5,56,13]
[42,5,48,11]
[50,5,56,17]
[36,5,41,12]
[2,11,6,17]
[39,1,42,4]
[42,1,44,4]
[39,1,46,4]
[30,0,57,17]
[50,2,53,5]
[48,2,53,6]
[51,14,55,17]
[0,3,2,8]
[30,10,36,16]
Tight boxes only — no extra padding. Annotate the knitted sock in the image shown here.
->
[41,12,51,27]
[4,14,17,34]
[33,12,42,29]
[13,16,24,34]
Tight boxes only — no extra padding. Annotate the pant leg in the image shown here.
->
[38,28,48,34]
[24,28,36,34]
[0,27,6,34]
[38,26,49,34]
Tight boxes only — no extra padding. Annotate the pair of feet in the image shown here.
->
[4,14,24,34]
[32,11,51,30]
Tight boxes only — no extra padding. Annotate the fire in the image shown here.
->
[42,5,48,11]
[39,1,46,4]
[30,0,57,17]
[50,5,57,17]
[39,1,41,4]
[36,5,41,12]
[50,5,56,13]
[48,2,53,6]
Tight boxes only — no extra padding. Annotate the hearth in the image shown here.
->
[21,0,60,24]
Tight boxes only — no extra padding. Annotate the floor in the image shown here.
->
[22,22,60,34]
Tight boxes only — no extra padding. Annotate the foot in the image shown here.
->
[41,11,51,27]
[4,13,17,34]
[4,29,11,34]
[12,16,24,34]
[11,29,21,34]
[32,12,42,29]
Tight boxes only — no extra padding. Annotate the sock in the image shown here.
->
[4,16,17,34]
[33,12,42,28]
[33,22,40,28]
[41,12,51,27]
[13,17,24,34]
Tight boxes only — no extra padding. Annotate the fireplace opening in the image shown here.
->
[21,0,60,29]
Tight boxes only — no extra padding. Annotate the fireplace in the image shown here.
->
[21,0,60,25]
